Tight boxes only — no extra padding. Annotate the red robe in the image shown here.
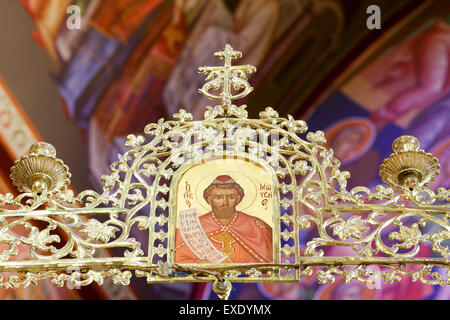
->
[175,211,273,263]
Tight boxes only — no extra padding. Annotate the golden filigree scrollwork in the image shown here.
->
[0,45,447,300]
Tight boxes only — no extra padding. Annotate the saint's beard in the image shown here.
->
[212,205,236,218]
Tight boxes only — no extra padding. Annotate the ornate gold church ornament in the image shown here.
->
[0,45,448,300]
[379,136,440,190]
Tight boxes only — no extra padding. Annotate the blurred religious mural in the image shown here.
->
[16,0,450,300]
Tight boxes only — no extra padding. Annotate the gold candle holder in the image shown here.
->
[379,135,440,190]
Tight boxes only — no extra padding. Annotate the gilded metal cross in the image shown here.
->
[198,44,256,106]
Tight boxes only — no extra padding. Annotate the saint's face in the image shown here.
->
[207,187,241,218]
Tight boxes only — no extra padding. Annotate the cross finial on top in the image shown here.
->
[198,44,256,106]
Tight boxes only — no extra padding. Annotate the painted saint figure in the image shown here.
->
[175,175,273,263]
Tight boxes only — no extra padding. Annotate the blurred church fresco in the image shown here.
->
[0,0,448,300]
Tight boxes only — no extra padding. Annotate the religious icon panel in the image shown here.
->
[173,157,275,264]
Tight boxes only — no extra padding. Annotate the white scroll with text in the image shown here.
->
[178,208,228,263]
